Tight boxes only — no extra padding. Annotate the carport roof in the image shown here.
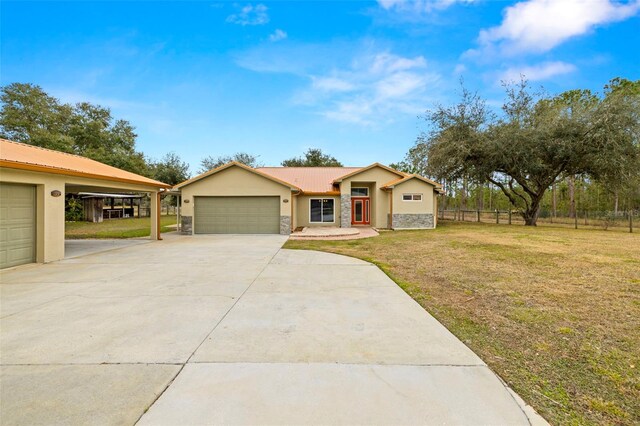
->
[0,139,171,189]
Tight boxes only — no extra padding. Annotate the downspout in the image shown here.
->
[389,188,393,229]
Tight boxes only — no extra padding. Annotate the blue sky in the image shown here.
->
[2,1,639,173]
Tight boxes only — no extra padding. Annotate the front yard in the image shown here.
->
[284,222,640,425]
[65,215,177,239]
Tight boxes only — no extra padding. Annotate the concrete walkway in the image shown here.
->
[0,234,546,425]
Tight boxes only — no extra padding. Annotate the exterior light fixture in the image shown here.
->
[51,190,62,197]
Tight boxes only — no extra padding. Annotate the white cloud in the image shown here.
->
[269,29,287,42]
[301,52,440,125]
[498,61,577,82]
[226,3,269,26]
[378,0,474,12]
[475,0,640,55]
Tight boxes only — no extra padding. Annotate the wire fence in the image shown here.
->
[440,209,637,233]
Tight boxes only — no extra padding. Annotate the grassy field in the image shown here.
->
[65,215,177,239]
[284,222,640,425]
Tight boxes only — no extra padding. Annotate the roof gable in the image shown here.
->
[333,163,406,183]
[382,174,443,192]
[174,161,302,191]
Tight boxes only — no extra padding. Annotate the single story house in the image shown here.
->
[0,139,171,269]
[174,162,443,235]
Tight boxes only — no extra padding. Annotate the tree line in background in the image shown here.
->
[391,78,640,226]
[0,83,344,187]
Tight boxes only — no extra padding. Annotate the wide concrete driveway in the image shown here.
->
[1,234,544,425]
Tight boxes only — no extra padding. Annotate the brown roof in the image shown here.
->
[257,167,361,194]
[0,139,170,188]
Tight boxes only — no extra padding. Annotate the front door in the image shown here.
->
[351,198,370,225]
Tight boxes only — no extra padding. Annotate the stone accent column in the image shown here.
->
[280,216,291,235]
[181,216,193,234]
[340,194,351,228]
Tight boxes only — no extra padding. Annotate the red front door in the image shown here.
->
[351,198,370,225]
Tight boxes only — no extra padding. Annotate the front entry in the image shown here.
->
[351,197,370,225]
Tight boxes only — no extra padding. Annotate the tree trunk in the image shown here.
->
[568,176,576,218]
[522,195,544,226]
[552,183,557,218]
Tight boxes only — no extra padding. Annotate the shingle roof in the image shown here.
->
[0,139,170,188]
[257,167,361,193]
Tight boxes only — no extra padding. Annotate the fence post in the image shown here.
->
[630,210,634,233]
[508,210,512,225]
[574,214,578,230]
[496,210,499,224]
[462,210,465,222]
[476,210,480,223]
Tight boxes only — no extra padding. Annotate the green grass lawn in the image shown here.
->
[284,222,640,425]
[65,215,177,239]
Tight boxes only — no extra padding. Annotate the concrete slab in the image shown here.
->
[1,364,180,426]
[64,239,151,259]
[270,248,369,265]
[138,363,529,426]
[0,294,235,364]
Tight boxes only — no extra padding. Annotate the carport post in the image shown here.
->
[150,191,161,240]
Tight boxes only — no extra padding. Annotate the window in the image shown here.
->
[403,194,422,201]
[310,199,334,223]
[351,187,369,197]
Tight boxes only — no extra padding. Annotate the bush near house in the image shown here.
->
[284,222,640,425]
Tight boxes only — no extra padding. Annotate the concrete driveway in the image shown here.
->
[0,234,545,425]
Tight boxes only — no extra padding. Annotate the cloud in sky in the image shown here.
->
[226,3,269,26]
[299,51,440,125]
[269,29,287,42]
[498,61,577,83]
[378,0,474,12]
[473,0,640,55]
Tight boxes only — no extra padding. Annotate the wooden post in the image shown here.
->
[574,213,578,229]
[462,209,465,222]
[476,210,480,222]
[630,210,633,233]
[496,210,499,224]
[508,210,512,225]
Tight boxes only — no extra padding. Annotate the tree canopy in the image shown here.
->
[0,82,148,174]
[281,148,343,167]
[404,78,639,225]
[199,152,262,174]
[149,152,190,186]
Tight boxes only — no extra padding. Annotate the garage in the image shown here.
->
[0,183,36,269]
[194,196,280,234]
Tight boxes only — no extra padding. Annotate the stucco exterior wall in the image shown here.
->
[179,166,293,234]
[392,179,435,215]
[295,195,341,227]
[0,167,162,264]
[341,167,402,229]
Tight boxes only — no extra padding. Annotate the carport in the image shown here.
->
[0,139,171,268]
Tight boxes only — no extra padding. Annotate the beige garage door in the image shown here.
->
[0,183,36,269]
[194,196,280,234]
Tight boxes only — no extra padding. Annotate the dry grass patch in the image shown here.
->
[284,222,640,425]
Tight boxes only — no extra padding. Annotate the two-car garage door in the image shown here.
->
[194,196,280,234]
[0,183,36,269]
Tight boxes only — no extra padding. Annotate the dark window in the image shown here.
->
[402,194,412,201]
[351,188,368,197]
[310,199,334,223]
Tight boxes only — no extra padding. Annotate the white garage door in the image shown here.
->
[194,196,280,234]
[0,183,36,269]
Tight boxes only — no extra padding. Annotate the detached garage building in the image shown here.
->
[0,139,171,269]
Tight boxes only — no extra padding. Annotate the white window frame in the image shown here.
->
[351,187,369,197]
[402,193,423,202]
[309,198,335,223]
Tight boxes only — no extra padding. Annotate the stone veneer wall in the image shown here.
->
[280,216,291,235]
[340,194,351,228]
[392,213,434,229]
[181,216,193,234]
